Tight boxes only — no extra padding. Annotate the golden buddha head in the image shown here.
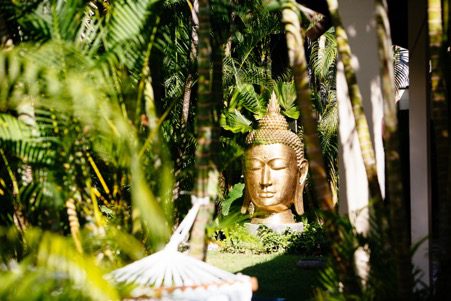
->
[242,92,308,224]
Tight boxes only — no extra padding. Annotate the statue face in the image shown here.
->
[244,144,299,212]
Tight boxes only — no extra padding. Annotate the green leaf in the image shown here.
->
[273,82,299,119]
[0,114,32,141]
[310,28,337,82]
[221,183,245,216]
[231,84,265,114]
[130,156,171,246]
[283,106,300,119]
[35,232,119,301]
[220,109,253,133]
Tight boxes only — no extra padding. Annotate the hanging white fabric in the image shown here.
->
[107,196,254,301]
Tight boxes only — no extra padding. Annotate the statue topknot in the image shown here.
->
[245,92,304,169]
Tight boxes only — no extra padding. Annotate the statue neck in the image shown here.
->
[251,209,295,224]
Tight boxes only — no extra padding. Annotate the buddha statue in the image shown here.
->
[241,92,308,225]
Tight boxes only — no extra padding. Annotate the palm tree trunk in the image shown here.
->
[173,0,199,205]
[427,0,450,297]
[282,1,361,294]
[210,39,224,179]
[182,0,199,125]
[375,0,413,299]
[189,0,218,261]
[325,0,394,294]
[182,74,194,125]
[282,1,333,212]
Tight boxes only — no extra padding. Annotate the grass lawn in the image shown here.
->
[207,251,321,301]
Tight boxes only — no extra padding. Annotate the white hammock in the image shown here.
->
[108,197,254,301]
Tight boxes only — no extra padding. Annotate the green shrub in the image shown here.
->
[285,221,329,256]
[257,226,291,253]
[214,220,329,256]
[216,224,266,254]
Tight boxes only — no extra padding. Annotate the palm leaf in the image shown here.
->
[0,114,32,141]
[318,101,338,157]
[0,39,170,245]
[233,9,280,66]
[6,231,119,300]
[104,0,160,80]
[0,113,56,166]
[13,0,89,43]
[310,28,337,81]
[393,45,409,92]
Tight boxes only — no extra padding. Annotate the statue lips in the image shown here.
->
[258,191,275,198]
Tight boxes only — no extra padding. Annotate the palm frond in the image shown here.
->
[393,45,409,92]
[0,39,171,244]
[318,101,338,154]
[104,0,160,80]
[0,113,56,166]
[240,64,274,87]
[0,113,32,141]
[310,28,337,81]
[12,0,90,43]
[0,230,119,300]
[233,9,280,65]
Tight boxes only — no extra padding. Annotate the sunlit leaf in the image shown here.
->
[220,109,253,133]
[221,183,245,216]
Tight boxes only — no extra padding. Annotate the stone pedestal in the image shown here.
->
[244,222,304,235]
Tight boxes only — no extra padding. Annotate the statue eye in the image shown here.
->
[269,159,288,170]
[246,159,263,170]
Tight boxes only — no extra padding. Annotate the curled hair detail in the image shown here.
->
[245,92,304,169]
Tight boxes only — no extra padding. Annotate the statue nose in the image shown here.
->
[260,165,272,187]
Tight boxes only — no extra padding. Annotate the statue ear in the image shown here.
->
[294,159,308,215]
[298,159,308,186]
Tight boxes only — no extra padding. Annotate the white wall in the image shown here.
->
[336,0,386,282]
[408,0,431,286]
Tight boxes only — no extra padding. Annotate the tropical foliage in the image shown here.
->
[1,0,450,300]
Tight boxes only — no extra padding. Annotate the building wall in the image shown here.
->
[336,0,432,286]
[337,0,386,281]
[408,0,432,286]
